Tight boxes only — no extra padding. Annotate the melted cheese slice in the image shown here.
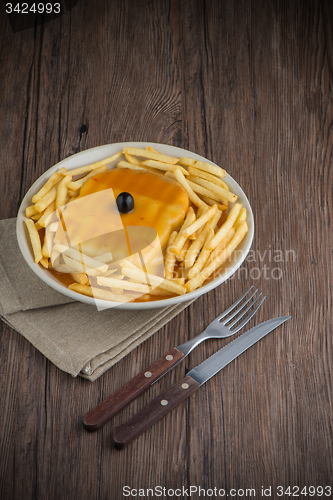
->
[56,168,189,265]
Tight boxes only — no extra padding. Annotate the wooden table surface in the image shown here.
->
[1,1,332,498]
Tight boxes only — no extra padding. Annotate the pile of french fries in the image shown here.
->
[24,146,248,302]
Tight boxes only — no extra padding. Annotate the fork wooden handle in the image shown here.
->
[111,376,199,449]
[83,347,184,431]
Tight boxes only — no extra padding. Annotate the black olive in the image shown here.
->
[116,192,134,214]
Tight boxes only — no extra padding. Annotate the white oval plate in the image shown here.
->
[17,142,254,309]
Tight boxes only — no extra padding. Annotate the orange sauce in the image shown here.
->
[78,168,189,256]
[49,268,75,287]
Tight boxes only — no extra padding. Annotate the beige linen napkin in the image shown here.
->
[0,218,194,381]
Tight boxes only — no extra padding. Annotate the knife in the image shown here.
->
[111,316,291,449]
[83,288,264,432]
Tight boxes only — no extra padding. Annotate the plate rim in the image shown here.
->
[16,141,254,310]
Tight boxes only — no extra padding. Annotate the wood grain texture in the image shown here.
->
[0,0,332,498]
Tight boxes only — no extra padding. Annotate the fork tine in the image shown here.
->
[214,287,253,322]
[222,289,259,325]
[228,295,266,332]
[225,291,262,327]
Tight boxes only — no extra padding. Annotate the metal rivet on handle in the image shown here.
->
[181,383,189,389]
[144,371,152,378]
[161,400,168,406]
[166,355,173,361]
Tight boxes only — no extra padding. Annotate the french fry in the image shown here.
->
[184,225,211,269]
[24,219,42,263]
[52,264,73,273]
[68,283,131,302]
[31,212,43,221]
[170,207,196,255]
[67,165,108,191]
[188,166,229,190]
[35,186,58,213]
[199,195,228,211]
[206,203,242,251]
[173,168,206,208]
[187,175,237,203]
[146,146,160,153]
[53,244,108,272]
[185,208,222,268]
[193,160,226,178]
[62,254,106,276]
[186,222,248,292]
[42,231,51,258]
[164,231,178,279]
[123,147,179,165]
[55,175,72,210]
[119,259,141,270]
[164,171,176,180]
[97,276,151,293]
[141,160,188,176]
[147,286,174,295]
[66,152,122,177]
[32,169,65,203]
[140,288,174,300]
[121,266,186,295]
[177,238,191,262]
[70,273,89,285]
[68,283,94,297]
[206,209,222,231]
[170,278,185,285]
[25,205,39,217]
[196,204,209,219]
[117,161,161,175]
[40,257,49,268]
[205,227,235,267]
[177,157,196,167]
[189,205,209,238]
[187,228,214,279]
[234,207,247,229]
[50,248,61,267]
[125,151,142,165]
[117,161,147,171]
[38,202,56,228]
[183,204,218,238]
[185,178,226,204]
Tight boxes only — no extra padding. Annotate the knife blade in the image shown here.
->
[111,316,291,449]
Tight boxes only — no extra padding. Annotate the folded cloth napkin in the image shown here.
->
[0,219,194,381]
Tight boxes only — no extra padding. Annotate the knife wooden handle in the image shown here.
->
[83,347,184,431]
[111,375,199,449]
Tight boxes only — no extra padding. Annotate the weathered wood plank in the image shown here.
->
[0,0,332,498]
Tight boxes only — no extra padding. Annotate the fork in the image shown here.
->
[83,287,265,431]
